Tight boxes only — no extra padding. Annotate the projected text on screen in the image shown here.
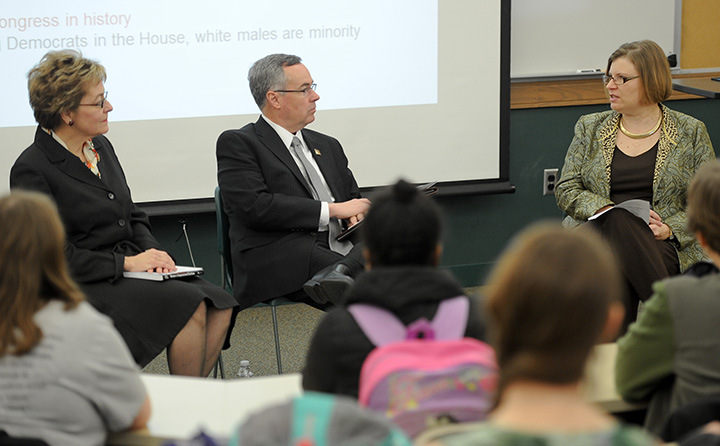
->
[0,0,438,127]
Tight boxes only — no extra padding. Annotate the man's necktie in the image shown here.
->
[290,136,353,255]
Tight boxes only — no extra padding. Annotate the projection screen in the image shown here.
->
[0,0,510,209]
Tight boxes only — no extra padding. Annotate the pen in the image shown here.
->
[577,69,602,73]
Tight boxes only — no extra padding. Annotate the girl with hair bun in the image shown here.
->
[302,179,488,397]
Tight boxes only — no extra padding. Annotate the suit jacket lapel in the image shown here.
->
[34,128,108,190]
[254,118,316,197]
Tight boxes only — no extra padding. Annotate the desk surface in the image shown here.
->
[582,343,645,414]
[141,373,302,439]
[110,343,641,444]
[672,78,720,98]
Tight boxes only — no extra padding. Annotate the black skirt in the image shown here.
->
[81,276,237,367]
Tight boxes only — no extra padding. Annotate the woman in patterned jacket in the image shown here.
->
[555,40,714,331]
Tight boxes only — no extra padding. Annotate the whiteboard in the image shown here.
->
[511,0,680,78]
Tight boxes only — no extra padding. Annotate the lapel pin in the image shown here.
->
[314,148,321,156]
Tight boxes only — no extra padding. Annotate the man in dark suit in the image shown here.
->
[216,54,370,310]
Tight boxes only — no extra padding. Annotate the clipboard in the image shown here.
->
[336,181,438,242]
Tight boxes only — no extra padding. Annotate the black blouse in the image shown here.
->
[610,142,658,205]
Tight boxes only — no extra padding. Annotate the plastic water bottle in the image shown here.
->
[237,360,254,378]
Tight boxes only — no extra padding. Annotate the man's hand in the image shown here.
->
[329,198,371,220]
[348,212,366,226]
[124,248,177,273]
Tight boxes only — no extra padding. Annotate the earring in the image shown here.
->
[68,120,74,126]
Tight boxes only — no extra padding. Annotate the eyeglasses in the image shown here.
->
[79,91,109,108]
[602,75,639,86]
[273,83,317,96]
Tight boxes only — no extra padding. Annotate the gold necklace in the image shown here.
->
[619,114,662,139]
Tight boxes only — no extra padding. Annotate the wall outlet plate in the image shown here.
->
[543,168,559,196]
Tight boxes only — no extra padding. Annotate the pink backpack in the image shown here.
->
[348,296,497,438]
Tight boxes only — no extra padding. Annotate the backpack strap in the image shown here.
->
[347,295,469,347]
[290,392,334,446]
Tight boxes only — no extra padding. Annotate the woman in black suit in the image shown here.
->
[10,49,237,377]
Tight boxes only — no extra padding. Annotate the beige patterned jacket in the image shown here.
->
[555,104,715,272]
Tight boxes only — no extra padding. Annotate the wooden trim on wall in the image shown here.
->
[511,71,720,109]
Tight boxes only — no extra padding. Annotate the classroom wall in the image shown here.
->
[149,98,720,289]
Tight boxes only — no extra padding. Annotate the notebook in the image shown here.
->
[123,266,204,281]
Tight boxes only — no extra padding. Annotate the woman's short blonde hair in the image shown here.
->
[484,223,622,396]
[606,40,673,105]
[27,49,106,130]
[0,191,84,356]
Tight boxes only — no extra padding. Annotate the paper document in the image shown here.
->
[588,199,650,224]
[123,266,204,281]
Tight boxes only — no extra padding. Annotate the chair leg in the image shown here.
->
[213,351,225,379]
[271,305,283,374]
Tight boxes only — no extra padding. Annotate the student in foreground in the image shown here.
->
[0,191,150,446]
[416,223,658,446]
[616,160,720,436]
[302,179,487,397]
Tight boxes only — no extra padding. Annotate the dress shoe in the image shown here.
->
[303,263,354,306]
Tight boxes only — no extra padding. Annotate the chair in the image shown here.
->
[212,350,226,379]
[215,186,293,374]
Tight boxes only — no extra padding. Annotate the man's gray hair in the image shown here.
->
[248,54,302,110]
